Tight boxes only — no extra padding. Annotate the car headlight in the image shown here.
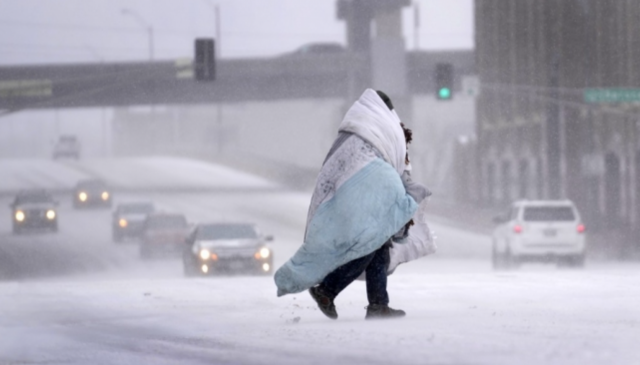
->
[259,247,270,259]
[46,210,56,220]
[119,218,127,228]
[15,210,25,222]
[78,192,88,201]
[101,191,109,200]
[262,263,270,272]
[199,249,210,260]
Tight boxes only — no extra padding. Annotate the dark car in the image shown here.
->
[183,223,274,277]
[73,179,111,208]
[140,213,189,259]
[10,190,58,234]
[112,202,155,242]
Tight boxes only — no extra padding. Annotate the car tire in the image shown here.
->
[560,254,585,268]
[507,250,520,269]
[492,240,506,270]
[493,242,517,271]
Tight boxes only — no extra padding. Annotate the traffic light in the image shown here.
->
[195,38,215,81]
[435,63,454,100]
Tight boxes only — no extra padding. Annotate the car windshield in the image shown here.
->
[16,192,52,204]
[197,224,258,240]
[120,204,154,214]
[523,206,575,222]
[77,181,107,190]
[146,216,187,229]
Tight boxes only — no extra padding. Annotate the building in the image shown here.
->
[474,0,640,233]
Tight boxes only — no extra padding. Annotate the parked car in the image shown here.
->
[73,179,111,209]
[140,213,189,259]
[112,202,155,242]
[10,190,58,234]
[183,223,273,277]
[52,135,81,159]
[492,200,586,269]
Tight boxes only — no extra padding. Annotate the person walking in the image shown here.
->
[274,89,429,320]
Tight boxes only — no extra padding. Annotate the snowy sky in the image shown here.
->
[0,0,473,65]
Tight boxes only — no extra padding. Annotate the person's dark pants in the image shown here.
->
[318,242,390,306]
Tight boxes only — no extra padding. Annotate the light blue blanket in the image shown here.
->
[274,157,417,296]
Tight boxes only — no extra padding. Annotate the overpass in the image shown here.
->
[0,50,474,111]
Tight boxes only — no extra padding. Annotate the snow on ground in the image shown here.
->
[1,262,639,365]
[69,156,277,191]
[1,157,639,364]
[0,159,91,193]
[0,157,277,195]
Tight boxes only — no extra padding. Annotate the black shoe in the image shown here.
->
[309,286,338,320]
[365,304,406,320]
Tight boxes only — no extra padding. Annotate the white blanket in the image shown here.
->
[388,199,437,274]
[339,89,407,175]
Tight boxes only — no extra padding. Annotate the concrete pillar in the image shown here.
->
[337,0,410,102]
[371,7,407,98]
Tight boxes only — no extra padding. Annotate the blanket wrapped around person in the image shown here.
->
[274,89,422,297]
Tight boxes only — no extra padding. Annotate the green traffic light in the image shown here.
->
[438,87,451,99]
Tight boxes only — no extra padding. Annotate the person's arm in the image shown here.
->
[392,167,431,243]
[401,169,431,204]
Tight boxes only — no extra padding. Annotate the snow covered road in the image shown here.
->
[1,158,639,364]
[1,259,639,365]
[0,157,277,194]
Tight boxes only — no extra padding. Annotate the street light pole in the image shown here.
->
[121,8,154,61]
[203,0,221,57]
